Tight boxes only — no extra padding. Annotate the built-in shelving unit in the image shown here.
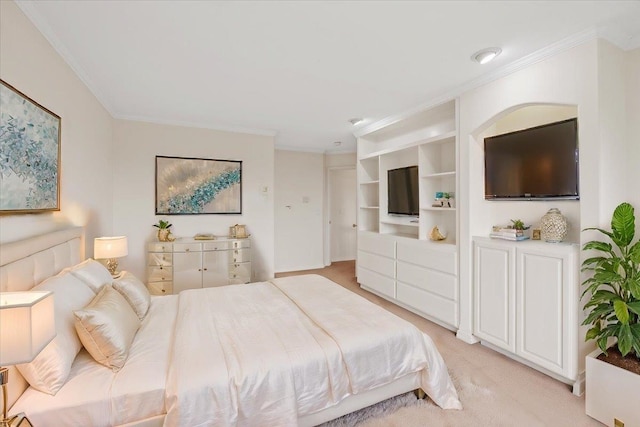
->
[356,99,460,330]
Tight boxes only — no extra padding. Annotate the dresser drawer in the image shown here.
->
[148,281,173,296]
[396,241,457,275]
[397,261,457,301]
[396,282,458,327]
[229,248,251,263]
[358,250,394,278]
[148,266,173,282]
[203,241,230,251]
[172,243,202,253]
[148,252,172,267]
[148,242,173,253]
[231,239,251,249]
[358,232,395,258]
[229,262,251,282]
[357,266,395,299]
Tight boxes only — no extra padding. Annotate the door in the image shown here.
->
[329,168,357,262]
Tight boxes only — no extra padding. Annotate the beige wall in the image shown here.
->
[274,150,325,272]
[626,48,640,209]
[0,1,114,249]
[112,120,275,281]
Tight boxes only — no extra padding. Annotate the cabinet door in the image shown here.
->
[202,250,229,287]
[473,240,516,353]
[516,247,570,376]
[173,251,203,293]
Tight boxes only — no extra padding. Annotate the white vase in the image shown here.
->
[540,208,567,243]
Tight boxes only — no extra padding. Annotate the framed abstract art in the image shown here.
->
[0,79,61,214]
[155,155,242,215]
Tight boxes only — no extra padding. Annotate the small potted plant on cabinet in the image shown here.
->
[153,219,174,242]
[581,202,640,426]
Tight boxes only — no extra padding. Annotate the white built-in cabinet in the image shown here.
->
[473,237,582,394]
[356,99,459,329]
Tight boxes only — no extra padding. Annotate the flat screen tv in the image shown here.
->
[388,165,419,216]
[484,118,579,200]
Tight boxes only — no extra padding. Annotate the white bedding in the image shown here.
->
[11,295,179,426]
[165,275,460,427]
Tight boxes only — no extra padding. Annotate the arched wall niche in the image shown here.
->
[468,103,581,243]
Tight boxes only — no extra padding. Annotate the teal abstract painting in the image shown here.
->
[0,80,61,213]
[156,156,242,214]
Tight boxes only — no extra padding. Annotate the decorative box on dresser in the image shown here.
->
[473,236,582,394]
[355,99,460,330]
[147,237,251,295]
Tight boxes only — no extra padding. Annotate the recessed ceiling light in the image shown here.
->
[348,118,364,126]
[471,47,502,65]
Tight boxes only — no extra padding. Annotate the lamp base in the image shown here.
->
[105,258,119,276]
[1,413,33,427]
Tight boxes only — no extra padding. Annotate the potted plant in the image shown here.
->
[581,202,640,425]
[153,219,173,242]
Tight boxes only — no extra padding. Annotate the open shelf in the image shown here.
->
[360,180,379,185]
[421,171,455,179]
[421,206,456,212]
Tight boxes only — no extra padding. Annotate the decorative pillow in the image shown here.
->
[17,272,96,395]
[112,272,151,320]
[67,258,113,294]
[74,285,141,370]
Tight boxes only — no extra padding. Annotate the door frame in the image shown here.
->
[324,165,357,266]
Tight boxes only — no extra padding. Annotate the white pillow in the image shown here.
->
[112,272,151,320]
[67,259,113,293]
[74,285,141,370]
[17,272,96,395]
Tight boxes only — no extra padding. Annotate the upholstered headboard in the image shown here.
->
[0,226,84,409]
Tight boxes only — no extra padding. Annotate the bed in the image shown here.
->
[1,227,461,426]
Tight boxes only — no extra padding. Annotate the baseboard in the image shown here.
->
[274,264,326,274]
[455,330,480,345]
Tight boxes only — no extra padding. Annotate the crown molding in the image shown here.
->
[15,0,116,116]
[355,28,600,138]
[115,114,278,137]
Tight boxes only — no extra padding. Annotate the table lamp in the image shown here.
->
[0,291,56,427]
[94,236,128,276]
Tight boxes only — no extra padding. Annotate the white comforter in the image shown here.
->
[164,274,460,426]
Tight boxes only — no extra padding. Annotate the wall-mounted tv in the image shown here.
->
[388,165,419,216]
[484,118,579,200]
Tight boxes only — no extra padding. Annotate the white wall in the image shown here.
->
[0,1,114,249]
[626,48,640,209]
[112,120,275,281]
[274,150,324,272]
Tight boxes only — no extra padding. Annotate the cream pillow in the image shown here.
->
[74,285,141,370]
[67,258,113,293]
[112,272,151,320]
[17,272,96,395]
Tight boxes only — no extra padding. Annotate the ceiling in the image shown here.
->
[17,1,640,153]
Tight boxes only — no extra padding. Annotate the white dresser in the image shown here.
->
[147,237,251,295]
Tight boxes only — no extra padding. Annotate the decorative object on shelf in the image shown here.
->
[153,219,174,242]
[194,233,216,240]
[94,236,128,276]
[229,224,248,238]
[0,291,56,427]
[532,229,541,240]
[155,156,242,215]
[581,202,640,425]
[540,208,568,243]
[490,223,530,241]
[0,80,61,215]
[510,219,526,230]
[429,226,447,241]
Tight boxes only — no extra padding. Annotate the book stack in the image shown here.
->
[490,226,530,241]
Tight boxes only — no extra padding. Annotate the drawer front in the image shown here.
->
[396,282,458,327]
[148,243,173,253]
[229,248,251,263]
[229,262,251,282]
[203,241,230,251]
[148,281,173,296]
[148,266,173,282]
[396,242,457,275]
[358,232,395,258]
[148,252,172,267]
[357,250,394,279]
[397,261,457,301]
[231,239,251,249]
[357,266,395,299]
[172,243,202,253]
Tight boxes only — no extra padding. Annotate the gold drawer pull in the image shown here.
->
[186,248,190,252]
[161,289,166,293]
[203,268,208,271]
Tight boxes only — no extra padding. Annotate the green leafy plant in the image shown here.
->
[510,219,526,230]
[153,219,172,229]
[581,202,640,358]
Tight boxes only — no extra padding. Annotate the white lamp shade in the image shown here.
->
[94,236,128,259]
[0,291,56,365]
